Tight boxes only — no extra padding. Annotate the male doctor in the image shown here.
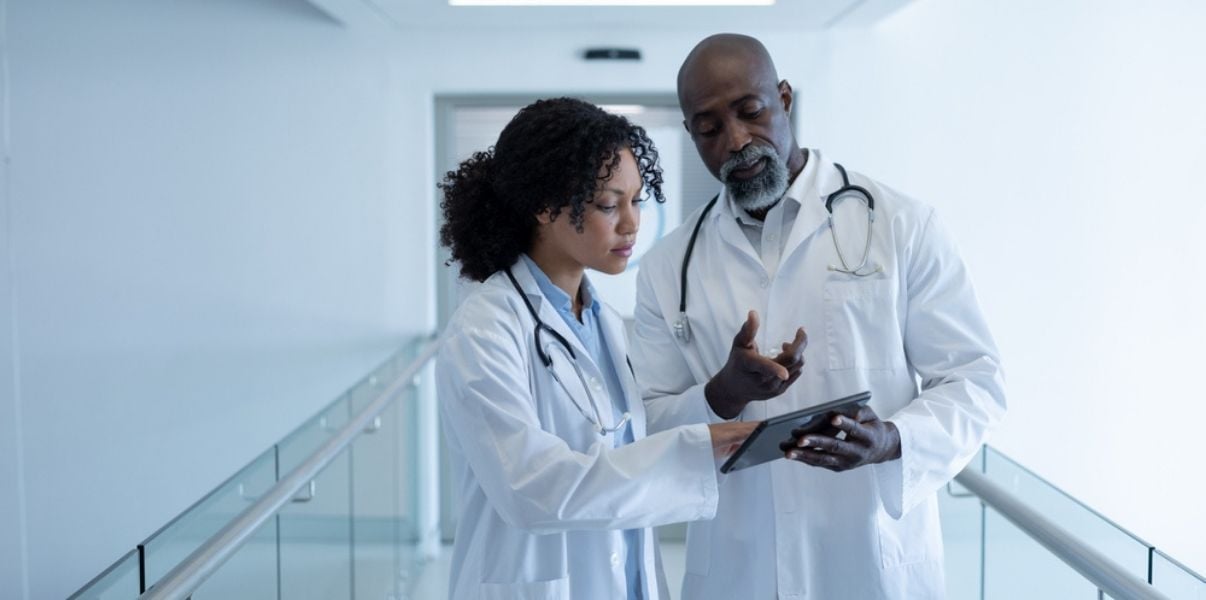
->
[632,34,1007,599]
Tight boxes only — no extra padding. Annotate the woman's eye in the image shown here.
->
[596,204,617,213]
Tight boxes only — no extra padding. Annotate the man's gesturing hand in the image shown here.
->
[705,311,807,419]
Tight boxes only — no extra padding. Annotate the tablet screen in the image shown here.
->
[719,391,872,474]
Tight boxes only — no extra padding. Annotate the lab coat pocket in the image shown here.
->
[875,499,938,569]
[479,576,570,600]
[823,279,900,371]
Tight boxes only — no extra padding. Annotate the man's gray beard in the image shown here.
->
[720,144,789,212]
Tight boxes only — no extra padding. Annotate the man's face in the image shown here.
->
[679,54,797,210]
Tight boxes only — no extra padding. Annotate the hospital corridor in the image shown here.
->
[1,0,1204,599]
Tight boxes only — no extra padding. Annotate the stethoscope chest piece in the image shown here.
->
[673,312,692,343]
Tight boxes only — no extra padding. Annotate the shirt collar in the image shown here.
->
[519,254,598,317]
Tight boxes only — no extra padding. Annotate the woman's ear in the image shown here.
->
[534,208,554,225]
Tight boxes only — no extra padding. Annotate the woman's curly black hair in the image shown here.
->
[439,97,665,282]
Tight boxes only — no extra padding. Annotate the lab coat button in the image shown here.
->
[610,552,620,567]
[760,277,770,288]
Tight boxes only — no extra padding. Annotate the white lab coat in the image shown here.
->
[632,150,1006,600]
[437,261,721,600]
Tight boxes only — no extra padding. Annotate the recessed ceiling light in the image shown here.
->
[450,0,773,6]
[600,105,647,115]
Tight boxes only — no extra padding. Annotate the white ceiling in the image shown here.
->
[352,0,912,31]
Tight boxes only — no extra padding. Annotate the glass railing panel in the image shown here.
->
[939,451,984,599]
[982,507,1101,598]
[185,516,278,599]
[67,549,141,600]
[278,396,354,600]
[350,380,406,599]
[354,343,430,597]
[1151,549,1206,599]
[982,447,1151,583]
[140,447,278,595]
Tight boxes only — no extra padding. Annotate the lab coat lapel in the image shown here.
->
[597,303,647,440]
[782,151,844,263]
[711,191,764,268]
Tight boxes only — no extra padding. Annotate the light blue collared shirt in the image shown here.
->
[520,255,642,600]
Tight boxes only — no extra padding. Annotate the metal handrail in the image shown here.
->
[138,339,441,600]
[955,468,1171,600]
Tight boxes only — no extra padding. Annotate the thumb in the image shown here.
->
[733,310,759,349]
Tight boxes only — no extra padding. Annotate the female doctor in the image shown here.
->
[436,97,763,600]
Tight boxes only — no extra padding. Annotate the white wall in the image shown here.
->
[1,1,429,597]
[808,0,1206,573]
[2,1,29,594]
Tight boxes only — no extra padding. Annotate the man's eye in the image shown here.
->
[741,108,764,119]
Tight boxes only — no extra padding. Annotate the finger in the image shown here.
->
[779,368,804,390]
[781,357,804,375]
[786,449,847,471]
[771,348,805,370]
[733,310,759,349]
[783,327,808,360]
[769,366,803,396]
[743,353,790,381]
[831,415,873,444]
[797,434,861,458]
[855,405,878,423]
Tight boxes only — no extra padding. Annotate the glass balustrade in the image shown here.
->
[70,337,434,600]
[73,347,1205,600]
[939,446,1205,599]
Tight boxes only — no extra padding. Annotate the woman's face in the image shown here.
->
[537,147,643,277]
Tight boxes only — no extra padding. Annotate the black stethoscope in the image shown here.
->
[674,163,880,344]
[505,268,632,436]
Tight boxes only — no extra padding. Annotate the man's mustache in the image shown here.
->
[720,144,778,182]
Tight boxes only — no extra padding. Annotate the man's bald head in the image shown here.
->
[676,34,806,212]
[677,34,780,110]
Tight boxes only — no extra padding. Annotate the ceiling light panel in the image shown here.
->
[450,0,774,6]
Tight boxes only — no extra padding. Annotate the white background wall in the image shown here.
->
[1,1,429,598]
[809,0,1206,573]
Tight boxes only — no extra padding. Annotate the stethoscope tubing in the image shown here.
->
[675,163,880,343]
[505,267,632,436]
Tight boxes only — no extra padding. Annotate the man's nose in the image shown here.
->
[724,122,752,154]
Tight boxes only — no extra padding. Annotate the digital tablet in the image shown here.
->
[719,391,872,474]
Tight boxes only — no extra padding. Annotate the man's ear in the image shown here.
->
[779,79,794,114]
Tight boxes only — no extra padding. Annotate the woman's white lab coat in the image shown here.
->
[632,150,1006,600]
[437,262,720,600]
